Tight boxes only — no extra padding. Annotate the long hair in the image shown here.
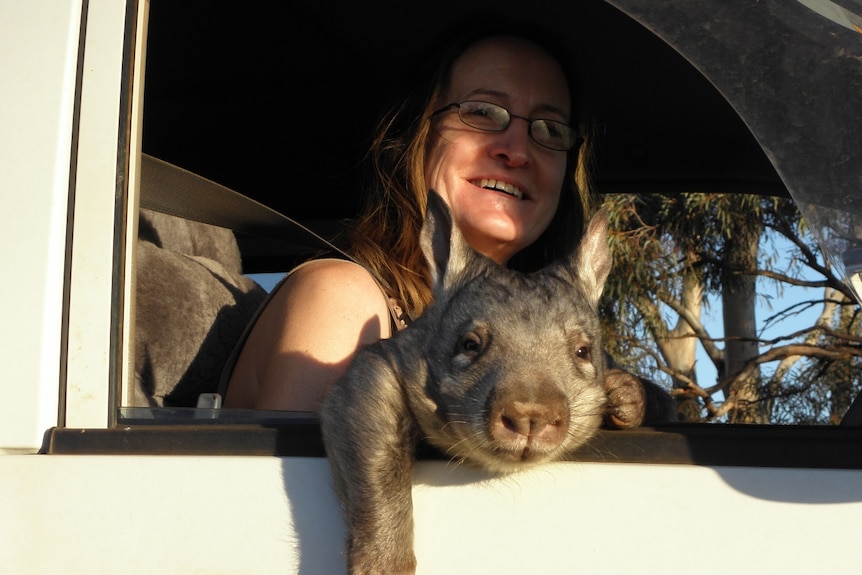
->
[347,19,596,320]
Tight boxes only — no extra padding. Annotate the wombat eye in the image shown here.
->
[458,332,482,355]
[575,345,591,360]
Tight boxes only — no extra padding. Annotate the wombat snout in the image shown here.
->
[493,400,569,444]
[488,385,571,462]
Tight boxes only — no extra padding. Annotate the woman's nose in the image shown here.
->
[489,118,532,166]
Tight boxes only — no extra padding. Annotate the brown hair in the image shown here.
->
[347,20,596,320]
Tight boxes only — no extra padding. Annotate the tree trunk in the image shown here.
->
[657,269,702,421]
[830,292,858,423]
[722,213,764,423]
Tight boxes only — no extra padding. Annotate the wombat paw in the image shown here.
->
[603,368,646,429]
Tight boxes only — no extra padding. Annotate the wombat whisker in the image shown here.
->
[439,419,468,432]
[443,434,481,460]
[443,455,467,471]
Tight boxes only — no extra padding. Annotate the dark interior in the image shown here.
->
[141,0,786,273]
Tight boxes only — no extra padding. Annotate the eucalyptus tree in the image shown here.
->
[600,192,862,423]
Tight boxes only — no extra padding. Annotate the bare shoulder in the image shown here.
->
[287,258,385,296]
[226,258,393,410]
[276,259,390,325]
[262,258,392,336]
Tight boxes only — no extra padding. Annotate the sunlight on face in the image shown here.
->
[425,35,571,264]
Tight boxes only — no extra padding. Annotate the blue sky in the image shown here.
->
[693,232,828,396]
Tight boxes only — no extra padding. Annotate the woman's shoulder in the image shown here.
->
[286,257,382,293]
[224,257,394,409]
[242,257,394,366]
[289,257,409,339]
[266,257,390,321]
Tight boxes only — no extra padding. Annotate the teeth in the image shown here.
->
[475,178,523,199]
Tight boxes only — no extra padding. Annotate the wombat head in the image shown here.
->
[410,191,612,473]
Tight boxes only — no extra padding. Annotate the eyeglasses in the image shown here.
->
[431,100,582,151]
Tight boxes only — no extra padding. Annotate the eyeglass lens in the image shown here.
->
[455,101,576,151]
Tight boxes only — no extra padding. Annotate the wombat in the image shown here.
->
[321,190,643,574]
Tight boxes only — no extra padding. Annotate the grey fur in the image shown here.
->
[134,209,266,407]
[320,191,613,574]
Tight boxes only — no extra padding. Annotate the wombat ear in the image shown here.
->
[573,207,612,307]
[420,190,474,291]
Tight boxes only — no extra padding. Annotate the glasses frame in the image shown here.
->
[431,100,582,152]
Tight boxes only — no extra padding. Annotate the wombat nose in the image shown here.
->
[493,400,569,446]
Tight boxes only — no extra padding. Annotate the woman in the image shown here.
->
[223,23,596,412]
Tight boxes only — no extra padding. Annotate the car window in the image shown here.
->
[127,0,862,432]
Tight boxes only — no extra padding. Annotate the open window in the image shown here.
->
[48,0,862,466]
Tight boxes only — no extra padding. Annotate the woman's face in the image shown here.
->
[425,35,571,265]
